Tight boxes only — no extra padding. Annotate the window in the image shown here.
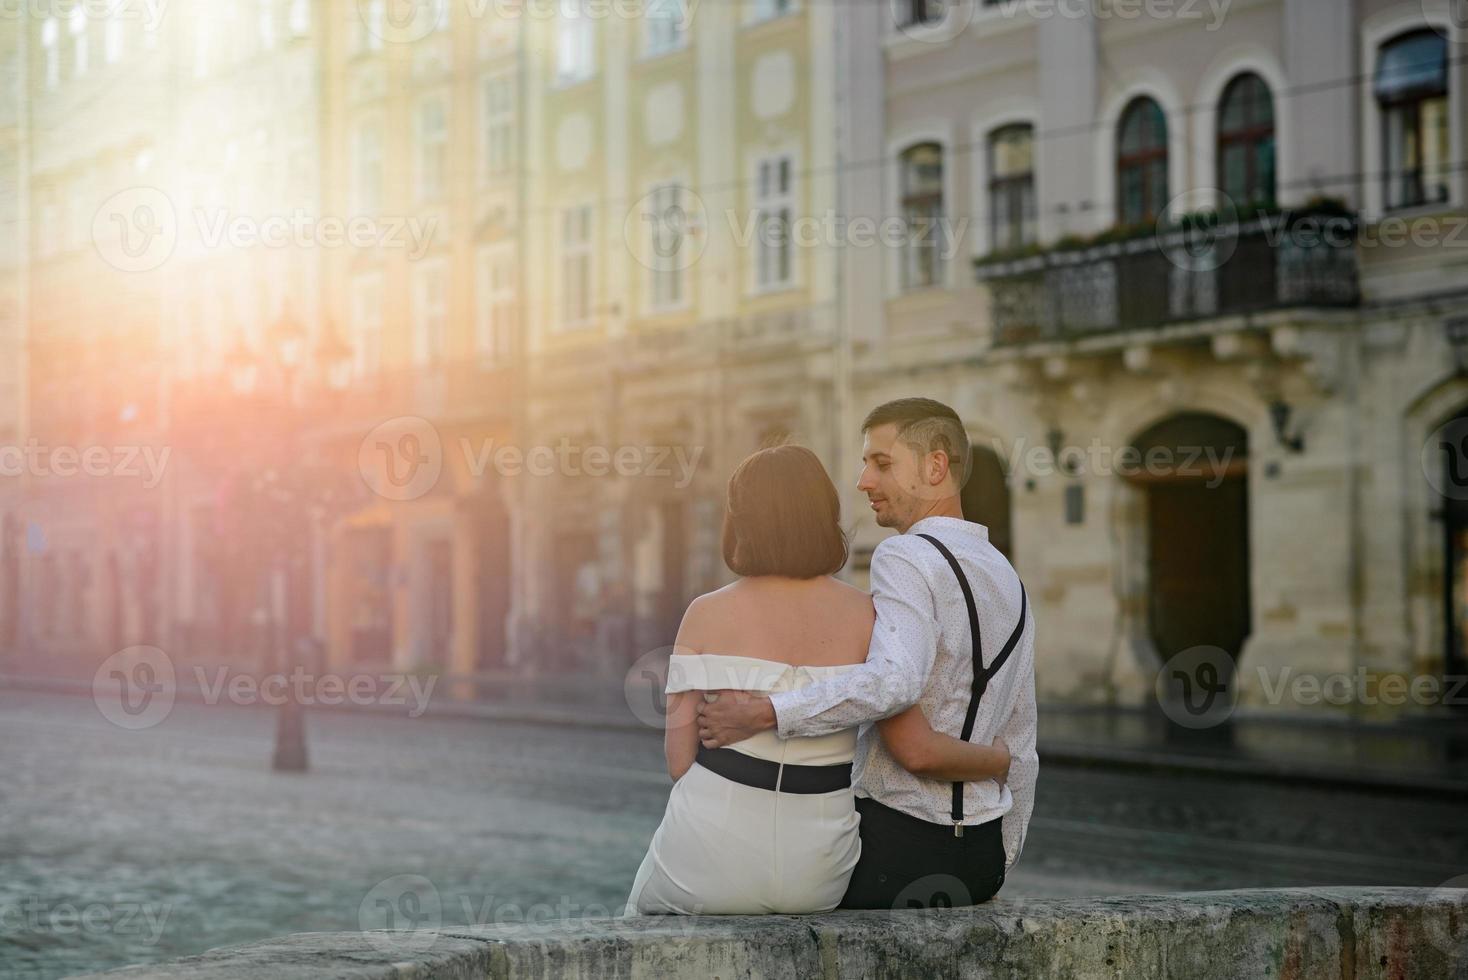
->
[987,123,1035,252]
[481,75,515,181]
[352,120,383,213]
[1376,30,1450,210]
[476,245,517,362]
[288,0,310,36]
[645,0,685,56]
[41,18,59,89]
[193,13,212,77]
[356,0,385,52]
[416,96,448,201]
[754,154,793,290]
[258,0,275,50]
[894,0,941,28]
[350,272,383,377]
[560,204,594,328]
[104,16,124,64]
[412,259,449,366]
[69,7,88,77]
[899,142,943,290]
[555,0,595,84]
[750,0,793,22]
[1217,73,1275,208]
[645,183,689,310]
[1117,96,1168,226]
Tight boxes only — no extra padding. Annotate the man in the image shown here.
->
[697,397,1037,908]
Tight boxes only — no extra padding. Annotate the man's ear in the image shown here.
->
[927,450,950,488]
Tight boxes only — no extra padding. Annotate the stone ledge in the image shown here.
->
[77,887,1466,979]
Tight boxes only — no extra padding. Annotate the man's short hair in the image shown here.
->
[861,397,970,488]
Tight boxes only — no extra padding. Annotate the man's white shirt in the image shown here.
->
[767,515,1038,871]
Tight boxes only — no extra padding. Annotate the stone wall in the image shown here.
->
[79,887,1466,979]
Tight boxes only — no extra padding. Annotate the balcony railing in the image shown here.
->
[975,211,1360,347]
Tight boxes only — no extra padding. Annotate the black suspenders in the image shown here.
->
[915,533,1028,837]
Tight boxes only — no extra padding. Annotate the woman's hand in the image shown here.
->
[993,736,1011,789]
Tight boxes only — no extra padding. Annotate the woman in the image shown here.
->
[624,445,1009,915]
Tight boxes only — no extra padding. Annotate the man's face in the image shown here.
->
[857,423,926,531]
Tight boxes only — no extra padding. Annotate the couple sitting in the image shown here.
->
[625,398,1037,915]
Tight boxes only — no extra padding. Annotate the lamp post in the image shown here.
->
[220,313,353,773]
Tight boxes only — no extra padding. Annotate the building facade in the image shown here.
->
[512,0,849,678]
[313,0,523,680]
[8,3,176,666]
[6,0,1465,722]
[0,16,26,660]
[840,0,1468,718]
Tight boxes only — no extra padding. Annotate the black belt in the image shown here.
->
[695,746,852,795]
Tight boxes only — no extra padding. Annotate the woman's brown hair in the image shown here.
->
[721,445,849,579]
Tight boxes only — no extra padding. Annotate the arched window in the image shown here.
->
[1375,29,1449,210]
[1116,97,1168,226]
[988,123,1035,252]
[1217,73,1276,207]
[899,142,944,289]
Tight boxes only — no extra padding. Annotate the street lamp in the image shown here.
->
[225,334,259,397]
[315,319,354,394]
[1268,399,1305,454]
[217,311,355,774]
[268,308,307,374]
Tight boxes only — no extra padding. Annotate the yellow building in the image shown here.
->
[10,4,175,666]
[316,0,522,678]
[515,0,848,674]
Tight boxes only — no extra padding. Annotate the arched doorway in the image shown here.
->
[961,445,1013,560]
[1126,414,1251,677]
[1432,407,1468,703]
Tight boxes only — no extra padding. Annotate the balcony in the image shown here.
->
[975,208,1360,347]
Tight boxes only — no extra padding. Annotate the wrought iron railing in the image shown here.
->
[976,212,1360,346]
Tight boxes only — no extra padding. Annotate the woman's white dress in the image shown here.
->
[623,654,862,916]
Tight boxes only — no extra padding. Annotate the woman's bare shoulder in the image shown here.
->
[823,577,875,612]
[686,581,741,614]
[677,583,742,638]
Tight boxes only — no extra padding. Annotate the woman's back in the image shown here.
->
[625,445,869,915]
[681,575,875,668]
[625,577,875,914]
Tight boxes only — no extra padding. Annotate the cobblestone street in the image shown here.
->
[2,691,1465,979]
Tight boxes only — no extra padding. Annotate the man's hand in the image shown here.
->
[696,689,777,748]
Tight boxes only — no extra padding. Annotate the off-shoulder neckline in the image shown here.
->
[666,652,861,671]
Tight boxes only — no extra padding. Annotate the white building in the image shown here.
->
[835,0,1468,719]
